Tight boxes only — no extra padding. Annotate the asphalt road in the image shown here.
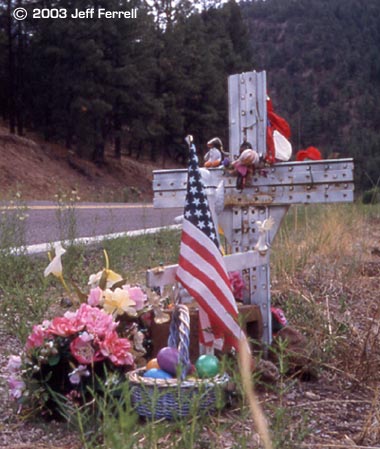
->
[0,201,183,247]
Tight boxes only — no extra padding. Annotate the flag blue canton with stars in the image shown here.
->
[184,144,219,248]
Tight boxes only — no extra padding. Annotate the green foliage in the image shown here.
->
[0,269,51,343]
[0,197,52,342]
[362,187,380,204]
[0,0,252,166]
[242,0,380,192]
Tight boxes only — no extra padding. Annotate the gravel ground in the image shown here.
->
[0,324,80,449]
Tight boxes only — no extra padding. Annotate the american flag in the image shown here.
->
[175,136,246,351]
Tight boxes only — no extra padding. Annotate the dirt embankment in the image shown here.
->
[0,124,177,202]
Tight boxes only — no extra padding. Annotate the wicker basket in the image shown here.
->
[128,304,229,420]
[128,369,229,420]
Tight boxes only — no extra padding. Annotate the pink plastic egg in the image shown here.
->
[157,346,180,376]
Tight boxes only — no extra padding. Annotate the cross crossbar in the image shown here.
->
[146,250,270,290]
[153,158,354,208]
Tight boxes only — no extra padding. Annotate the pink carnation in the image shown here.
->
[76,304,117,337]
[99,331,134,366]
[70,332,104,364]
[49,316,84,337]
[25,323,50,351]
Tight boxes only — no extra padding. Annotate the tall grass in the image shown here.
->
[271,203,377,282]
[271,203,380,373]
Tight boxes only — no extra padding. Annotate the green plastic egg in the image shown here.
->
[195,354,220,378]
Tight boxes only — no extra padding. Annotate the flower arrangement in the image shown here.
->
[7,303,135,415]
[6,244,168,416]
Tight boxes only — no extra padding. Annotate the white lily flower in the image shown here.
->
[44,242,66,278]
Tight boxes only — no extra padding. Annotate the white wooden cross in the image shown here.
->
[147,70,354,346]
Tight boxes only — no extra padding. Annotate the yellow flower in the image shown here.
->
[44,243,66,278]
[103,288,137,317]
[88,269,123,289]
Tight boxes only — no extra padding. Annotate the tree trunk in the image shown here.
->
[92,117,107,165]
[6,0,16,134]
[15,18,24,136]
[114,115,122,159]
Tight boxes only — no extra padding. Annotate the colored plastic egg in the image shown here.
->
[143,368,173,380]
[195,355,220,378]
[157,346,180,375]
[146,358,160,370]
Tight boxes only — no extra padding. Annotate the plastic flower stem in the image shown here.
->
[58,274,71,296]
[103,249,110,270]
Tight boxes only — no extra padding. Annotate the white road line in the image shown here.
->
[0,203,154,211]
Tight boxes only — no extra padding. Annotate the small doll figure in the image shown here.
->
[204,137,224,167]
[231,141,260,190]
[129,323,146,355]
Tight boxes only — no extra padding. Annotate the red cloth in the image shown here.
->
[295,146,322,161]
[266,98,291,164]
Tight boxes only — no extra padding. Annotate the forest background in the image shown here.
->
[0,0,379,194]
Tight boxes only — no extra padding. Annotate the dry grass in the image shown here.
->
[272,204,370,282]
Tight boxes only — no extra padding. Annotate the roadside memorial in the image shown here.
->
[147,70,354,347]
[5,70,355,423]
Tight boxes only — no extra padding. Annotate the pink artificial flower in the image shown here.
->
[6,355,22,374]
[68,364,91,385]
[65,389,81,403]
[124,285,147,311]
[8,375,26,399]
[49,316,84,337]
[76,304,117,337]
[228,271,245,301]
[87,287,103,307]
[25,323,50,351]
[63,310,77,320]
[70,332,104,364]
[99,331,134,366]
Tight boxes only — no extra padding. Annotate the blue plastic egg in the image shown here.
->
[143,368,173,380]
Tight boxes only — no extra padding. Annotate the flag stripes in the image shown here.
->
[176,220,244,349]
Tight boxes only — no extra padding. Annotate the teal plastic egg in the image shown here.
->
[143,368,173,380]
[195,355,220,378]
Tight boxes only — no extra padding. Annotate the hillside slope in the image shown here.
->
[0,124,169,202]
[242,0,380,190]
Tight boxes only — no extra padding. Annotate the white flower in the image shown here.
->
[44,243,66,278]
